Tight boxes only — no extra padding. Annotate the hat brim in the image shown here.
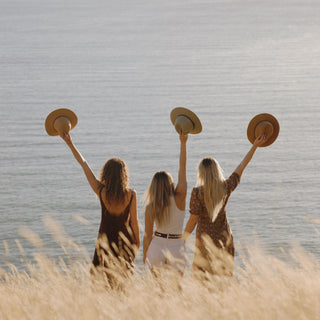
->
[45,108,78,136]
[247,113,279,147]
[170,107,202,134]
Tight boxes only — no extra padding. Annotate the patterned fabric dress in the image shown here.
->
[189,172,240,275]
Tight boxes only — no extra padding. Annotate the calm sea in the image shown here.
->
[1,0,319,270]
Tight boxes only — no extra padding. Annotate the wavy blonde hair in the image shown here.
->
[197,157,226,222]
[145,171,175,226]
[100,158,129,204]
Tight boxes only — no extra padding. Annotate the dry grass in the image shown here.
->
[1,219,319,320]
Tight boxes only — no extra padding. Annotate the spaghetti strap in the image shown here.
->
[99,185,104,199]
[128,190,134,206]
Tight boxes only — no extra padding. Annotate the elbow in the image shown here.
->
[143,233,152,242]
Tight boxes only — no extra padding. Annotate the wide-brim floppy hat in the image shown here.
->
[45,108,78,136]
[170,107,202,134]
[247,113,279,147]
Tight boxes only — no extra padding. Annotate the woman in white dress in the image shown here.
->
[143,131,188,273]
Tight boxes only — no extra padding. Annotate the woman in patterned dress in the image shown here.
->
[183,134,266,275]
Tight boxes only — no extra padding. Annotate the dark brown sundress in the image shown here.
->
[189,172,240,274]
[92,188,137,274]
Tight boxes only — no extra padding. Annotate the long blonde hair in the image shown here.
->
[145,171,175,226]
[197,157,226,222]
[99,158,129,204]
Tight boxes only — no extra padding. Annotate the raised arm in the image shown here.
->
[143,205,154,264]
[59,132,101,195]
[174,131,188,209]
[234,134,266,179]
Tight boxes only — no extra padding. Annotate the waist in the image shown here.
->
[154,231,182,239]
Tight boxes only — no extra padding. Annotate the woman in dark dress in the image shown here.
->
[183,134,266,276]
[59,132,140,283]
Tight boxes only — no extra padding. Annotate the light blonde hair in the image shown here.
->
[100,158,129,204]
[145,171,175,226]
[197,157,226,222]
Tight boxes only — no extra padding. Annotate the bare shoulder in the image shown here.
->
[145,203,151,212]
[127,188,136,202]
[98,183,105,194]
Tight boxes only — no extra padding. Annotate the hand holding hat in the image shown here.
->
[247,113,279,147]
[170,107,202,134]
[45,108,78,136]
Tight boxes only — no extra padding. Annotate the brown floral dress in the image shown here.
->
[189,172,240,274]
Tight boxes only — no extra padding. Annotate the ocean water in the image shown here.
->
[1,0,319,270]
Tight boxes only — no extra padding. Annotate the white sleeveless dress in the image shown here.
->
[146,196,186,272]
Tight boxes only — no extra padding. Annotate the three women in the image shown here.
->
[50,109,275,279]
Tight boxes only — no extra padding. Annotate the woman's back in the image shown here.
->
[155,196,185,234]
[100,188,133,215]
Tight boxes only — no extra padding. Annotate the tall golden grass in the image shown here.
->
[1,217,319,320]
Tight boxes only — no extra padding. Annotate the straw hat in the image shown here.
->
[45,108,78,136]
[170,107,202,134]
[247,113,279,147]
